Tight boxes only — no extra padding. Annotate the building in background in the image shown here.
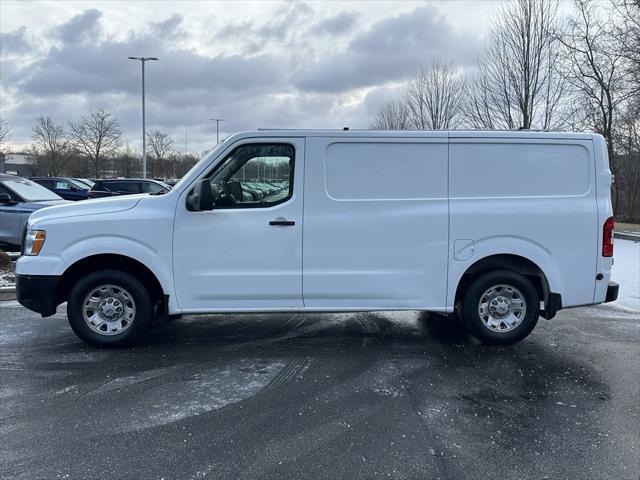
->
[2,154,37,177]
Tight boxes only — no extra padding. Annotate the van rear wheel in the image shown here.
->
[461,270,539,345]
[67,270,153,347]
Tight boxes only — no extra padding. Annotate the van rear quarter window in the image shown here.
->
[450,142,591,198]
[324,142,447,200]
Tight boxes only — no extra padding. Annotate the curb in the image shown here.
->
[614,232,640,241]
[0,286,16,301]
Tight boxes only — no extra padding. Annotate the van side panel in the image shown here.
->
[303,136,449,310]
[448,139,598,309]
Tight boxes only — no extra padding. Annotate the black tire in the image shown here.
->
[67,270,153,347]
[460,270,539,346]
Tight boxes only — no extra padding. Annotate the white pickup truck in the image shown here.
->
[16,130,618,347]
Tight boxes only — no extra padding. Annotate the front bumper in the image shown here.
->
[16,274,61,317]
[605,281,619,303]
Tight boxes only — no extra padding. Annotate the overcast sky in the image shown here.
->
[0,1,507,153]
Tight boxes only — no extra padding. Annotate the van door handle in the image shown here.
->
[269,218,295,226]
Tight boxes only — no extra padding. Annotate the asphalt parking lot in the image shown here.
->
[1,301,638,480]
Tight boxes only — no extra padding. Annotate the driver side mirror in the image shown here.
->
[0,193,15,205]
[186,179,214,211]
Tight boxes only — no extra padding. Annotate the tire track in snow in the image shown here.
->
[264,356,311,392]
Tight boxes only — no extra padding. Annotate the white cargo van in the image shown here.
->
[15,130,618,347]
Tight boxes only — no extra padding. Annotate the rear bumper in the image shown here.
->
[16,274,61,317]
[605,281,619,303]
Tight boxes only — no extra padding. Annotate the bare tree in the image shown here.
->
[146,130,174,177]
[467,0,565,130]
[614,98,640,220]
[370,99,410,130]
[176,153,199,178]
[31,116,70,176]
[405,60,466,129]
[0,118,10,154]
[69,109,122,177]
[113,144,140,178]
[557,0,632,210]
[370,60,465,130]
[613,0,640,95]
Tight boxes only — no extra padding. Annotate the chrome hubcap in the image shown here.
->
[478,284,526,333]
[82,284,136,336]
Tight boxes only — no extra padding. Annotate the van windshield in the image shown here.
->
[2,177,63,201]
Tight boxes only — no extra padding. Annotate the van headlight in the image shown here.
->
[24,229,46,256]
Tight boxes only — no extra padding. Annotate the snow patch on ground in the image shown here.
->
[0,300,21,308]
[0,329,33,344]
[611,239,640,313]
[51,350,113,363]
[123,358,288,431]
[379,310,422,324]
[54,385,78,396]
[0,270,15,288]
[89,366,184,396]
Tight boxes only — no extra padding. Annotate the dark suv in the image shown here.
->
[88,179,170,198]
[31,177,89,201]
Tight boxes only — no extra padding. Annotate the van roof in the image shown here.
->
[231,129,596,141]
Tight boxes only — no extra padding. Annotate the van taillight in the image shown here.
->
[603,217,614,257]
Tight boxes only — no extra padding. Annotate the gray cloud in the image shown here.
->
[311,12,358,36]
[151,14,183,36]
[3,10,292,150]
[54,9,102,44]
[1,3,481,151]
[0,26,31,55]
[362,85,406,115]
[295,5,478,93]
[20,44,286,97]
[17,9,287,100]
[214,20,253,41]
[214,2,315,55]
[256,2,314,40]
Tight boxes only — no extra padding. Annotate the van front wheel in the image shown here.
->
[461,270,539,345]
[67,270,153,347]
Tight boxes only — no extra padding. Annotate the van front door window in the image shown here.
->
[206,143,294,208]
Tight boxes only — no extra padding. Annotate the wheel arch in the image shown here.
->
[453,253,561,319]
[56,254,165,308]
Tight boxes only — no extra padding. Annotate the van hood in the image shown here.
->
[18,199,70,213]
[27,195,144,226]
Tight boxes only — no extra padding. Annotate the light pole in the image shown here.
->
[209,118,225,144]
[128,56,158,178]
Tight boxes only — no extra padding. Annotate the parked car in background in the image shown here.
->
[0,174,69,250]
[31,177,89,201]
[72,178,95,189]
[88,179,170,198]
